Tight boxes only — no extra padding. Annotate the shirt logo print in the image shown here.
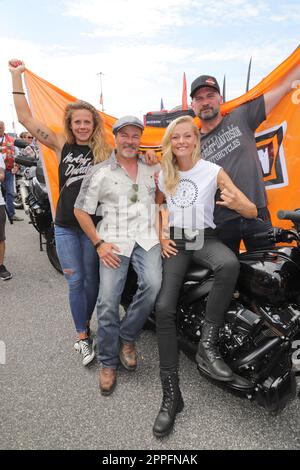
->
[171,179,198,208]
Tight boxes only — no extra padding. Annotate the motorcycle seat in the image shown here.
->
[185,264,211,282]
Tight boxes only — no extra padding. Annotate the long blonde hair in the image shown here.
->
[161,115,200,195]
[64,100,112,164]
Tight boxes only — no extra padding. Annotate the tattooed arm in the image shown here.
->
[9,59,65,158]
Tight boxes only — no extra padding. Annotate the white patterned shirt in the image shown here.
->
[75,151,160,257]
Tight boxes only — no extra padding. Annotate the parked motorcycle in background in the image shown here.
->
[13,139,38,212]
[121,210,300,413]
[14,147,62,274]
[13,166,26,211]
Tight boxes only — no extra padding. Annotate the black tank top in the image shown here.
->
[55,142,98,228]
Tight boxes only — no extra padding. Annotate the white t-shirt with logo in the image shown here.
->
[0,154,6,206]
[158,159,221,230]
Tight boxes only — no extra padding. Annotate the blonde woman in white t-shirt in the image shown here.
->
[152,115,257,438]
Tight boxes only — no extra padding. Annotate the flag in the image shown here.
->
[23,46,300,227]
[100,93,103,106]
[182,72,188,111]
[160,98,164,111]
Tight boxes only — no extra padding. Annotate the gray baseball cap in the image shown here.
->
[112,115,144,135]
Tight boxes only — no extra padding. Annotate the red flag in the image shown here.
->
[182,72,188,111]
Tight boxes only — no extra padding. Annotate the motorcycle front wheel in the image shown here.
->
[46,238,63,274]
[13,193,23,210]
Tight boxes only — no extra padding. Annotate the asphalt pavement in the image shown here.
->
[0,212,300,450]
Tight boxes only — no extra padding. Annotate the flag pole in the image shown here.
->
[222,74,226,102]
[182,72,188,111]
[96,72,104,112]
[246,57,252,93]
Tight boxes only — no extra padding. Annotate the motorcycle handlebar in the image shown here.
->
[15,155,37,167]
[14,139,28,149]
[253,232,271,241]
[254,227,300,245]
[277,210,300,224]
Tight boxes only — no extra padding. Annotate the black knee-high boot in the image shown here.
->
[196,321,233,381]
[152,372,184,438]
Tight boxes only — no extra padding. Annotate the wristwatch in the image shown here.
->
[94,239,105,250]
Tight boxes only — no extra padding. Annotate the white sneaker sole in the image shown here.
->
[0,275,13,281]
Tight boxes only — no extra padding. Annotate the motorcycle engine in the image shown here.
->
[178,297,298,412]
[220,301,261,355]
[178,299,261,346]
[177,299,206,343]
[224,302,261,347]
[178,298,261,347]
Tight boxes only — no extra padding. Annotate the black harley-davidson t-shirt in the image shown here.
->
[55,143,99,228]
[200,95,267,225]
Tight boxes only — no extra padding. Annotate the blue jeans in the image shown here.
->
[97,243,162,368]
[55,225,99,334]
[4,170,15,218]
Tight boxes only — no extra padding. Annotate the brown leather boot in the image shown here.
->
[119,341,137,371]
[99,368,117,396]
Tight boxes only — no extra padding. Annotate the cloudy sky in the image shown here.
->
[1,0,299,133]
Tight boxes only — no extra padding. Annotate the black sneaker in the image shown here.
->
[0,265,12,281]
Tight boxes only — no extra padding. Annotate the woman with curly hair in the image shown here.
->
[9,59,112,366]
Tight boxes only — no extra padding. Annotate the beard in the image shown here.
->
[122,153,138,159]
[119,146,139,159]
[199,107,219,121]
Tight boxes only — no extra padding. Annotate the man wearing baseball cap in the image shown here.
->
[74,116,162,395]
[191,65,300,253]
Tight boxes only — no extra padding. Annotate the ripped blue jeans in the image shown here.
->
[55,225,99,334]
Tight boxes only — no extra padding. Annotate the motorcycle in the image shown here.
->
[13,164,26,211]
[121,210,300,414]
[13,139,39,212]
[14,151,62,274]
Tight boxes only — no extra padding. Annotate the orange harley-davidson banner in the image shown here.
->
[24,47,300,227]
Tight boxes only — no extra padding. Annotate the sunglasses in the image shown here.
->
[128,183,139,203]
[27,136,33,139]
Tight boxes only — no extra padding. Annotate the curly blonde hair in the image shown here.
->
[161,115,200,195]
[63,100,112,164]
